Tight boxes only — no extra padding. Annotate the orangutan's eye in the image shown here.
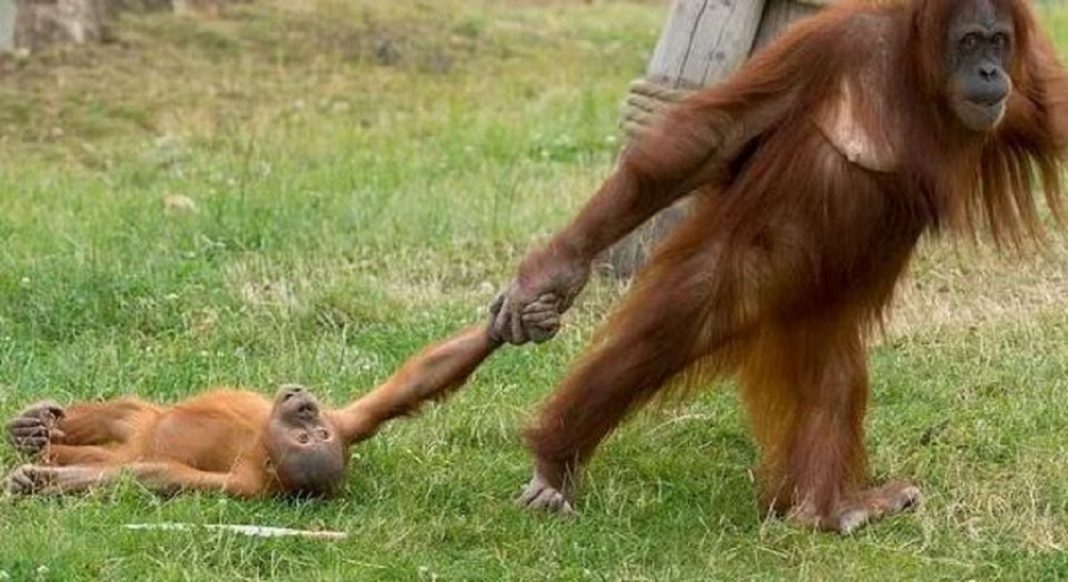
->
[961,33,980,51]
[297,433,309,444]
[316,428,330,440]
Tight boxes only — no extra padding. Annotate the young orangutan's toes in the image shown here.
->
[4,465,57,495]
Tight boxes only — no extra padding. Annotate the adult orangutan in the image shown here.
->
[490,0,1068,532]
[5,326,498,498]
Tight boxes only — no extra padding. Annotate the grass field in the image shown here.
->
[0,1,1066,579]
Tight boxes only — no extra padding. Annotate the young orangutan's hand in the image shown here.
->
[6,401,65,457]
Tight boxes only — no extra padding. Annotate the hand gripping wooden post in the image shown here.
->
[605,0,831,278]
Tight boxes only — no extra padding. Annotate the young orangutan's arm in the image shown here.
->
[328,325,500,445]
[7,398,158,460]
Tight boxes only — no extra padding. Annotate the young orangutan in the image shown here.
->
[4,325,498,498]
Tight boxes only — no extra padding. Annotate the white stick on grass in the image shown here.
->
[124,523,348,540]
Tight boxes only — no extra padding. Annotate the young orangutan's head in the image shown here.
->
[264,384,348,498]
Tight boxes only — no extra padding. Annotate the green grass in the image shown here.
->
[0,1,1067,579]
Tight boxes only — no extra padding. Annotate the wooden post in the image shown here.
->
[644,0,767,90]
[0,0,15,51]
[605,0,830,277]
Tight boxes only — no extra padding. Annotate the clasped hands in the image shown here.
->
[489,245,591,345]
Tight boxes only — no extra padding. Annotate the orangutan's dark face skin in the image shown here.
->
[945,0,1015,131]
[265,385,348,498]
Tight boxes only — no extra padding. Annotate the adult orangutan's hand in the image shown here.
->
[490,246,591,345]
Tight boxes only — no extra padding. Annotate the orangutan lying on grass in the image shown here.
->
[5,325,498,499]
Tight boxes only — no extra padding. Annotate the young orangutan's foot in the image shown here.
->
[4,464,58,495]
